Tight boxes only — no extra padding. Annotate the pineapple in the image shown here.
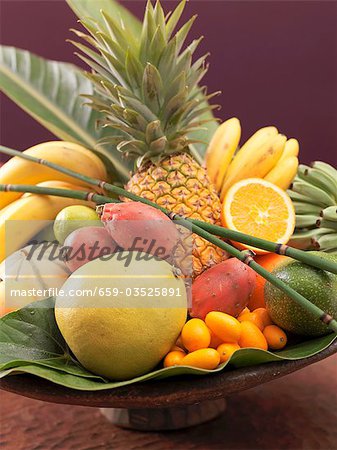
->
[73,0,228,276]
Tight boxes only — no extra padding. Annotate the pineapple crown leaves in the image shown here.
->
[71,0,219,166]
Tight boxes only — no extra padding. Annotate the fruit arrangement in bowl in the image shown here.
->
[0,0,336,402]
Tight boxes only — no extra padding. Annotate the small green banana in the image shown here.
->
[321,206,337,222]
[297,164,310,180]
[297,166,337,201]
[287,189,322,205]
[291,181,335,207]
[295,214,320,229]
[293,202,322,215]
[311,161,337,180]
[288,228,334,250]
[312,233,337,252]
[317,219,337,231]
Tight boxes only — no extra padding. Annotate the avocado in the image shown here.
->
[265,252,337,336]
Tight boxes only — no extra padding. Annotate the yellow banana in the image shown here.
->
[279,138,299,162]
[0,188,92,262]
[220,133,286,201]
[234,125,279,156]
[264,156,299,190]
[205,118,241,191]
[219,126,278,194]
[0,141,107,209]
[65,144,108,181]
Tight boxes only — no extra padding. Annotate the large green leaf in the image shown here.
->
[0,45,131,180]
[65,0,218,162]
[0,297,105,381]
[0,298,335,391]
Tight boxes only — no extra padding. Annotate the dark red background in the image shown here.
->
[1,0,336,165]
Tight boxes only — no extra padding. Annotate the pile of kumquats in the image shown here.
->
[164,307,287,370]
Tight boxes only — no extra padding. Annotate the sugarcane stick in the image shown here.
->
[0,183,115,205]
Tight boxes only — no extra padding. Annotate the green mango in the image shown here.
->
[265,252,337,336]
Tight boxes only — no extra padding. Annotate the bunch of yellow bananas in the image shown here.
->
[0,141,107,262]
[205,118,299,201]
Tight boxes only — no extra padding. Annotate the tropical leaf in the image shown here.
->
[0,45,131,181]
[0,297,105,381]
[0,298,335,391]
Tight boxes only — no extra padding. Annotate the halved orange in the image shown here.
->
[221,178,295,254]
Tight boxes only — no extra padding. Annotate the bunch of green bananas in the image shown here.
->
[288,161,337,252]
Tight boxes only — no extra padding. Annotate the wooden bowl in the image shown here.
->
[1,340,336,430]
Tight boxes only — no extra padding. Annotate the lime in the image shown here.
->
[53,205,101,244]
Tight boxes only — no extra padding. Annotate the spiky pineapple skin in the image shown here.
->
[126,153,228,277]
